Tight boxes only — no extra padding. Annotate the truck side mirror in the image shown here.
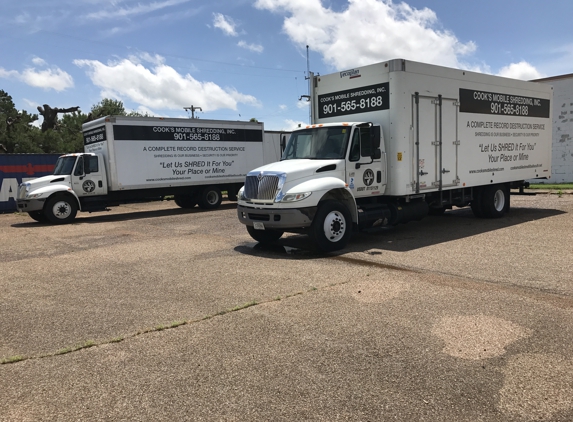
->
[369,125,381,159]
[84,156,91,175]
[370,125,381,149]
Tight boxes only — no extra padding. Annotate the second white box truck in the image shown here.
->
[17,116,286,223]
[237,59,553,251]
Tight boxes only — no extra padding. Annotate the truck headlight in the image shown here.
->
[27,193,43,199]
[238,186,246,200]
[281,192,312,202]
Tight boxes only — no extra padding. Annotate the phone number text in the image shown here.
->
[322,96,385,116]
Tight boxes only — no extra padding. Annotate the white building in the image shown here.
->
[534,74,573,183]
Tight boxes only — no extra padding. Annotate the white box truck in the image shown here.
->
[237,59,553,251]
[17,116,286,223]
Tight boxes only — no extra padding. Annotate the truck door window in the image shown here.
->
[87,156,99,173]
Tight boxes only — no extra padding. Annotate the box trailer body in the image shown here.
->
[237,59,553,251]
[17,116,283,223]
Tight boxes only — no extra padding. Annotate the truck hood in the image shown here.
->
[24,174,69,188]
[21,174,72,198]
[249,159,343,182]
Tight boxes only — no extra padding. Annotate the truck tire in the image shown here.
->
[481,184,509,218]
[28,211,48,223]
[470,188,484,218]
[246,226,284,243]
[310,200,352,252]
[198,186,222,209]
[44,194,78,224]
[428,206,446,216]
[174,194,197,209]
[227,188,238,202]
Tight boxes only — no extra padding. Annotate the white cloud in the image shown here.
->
[84,0,189,20]
[0,59,74,91]
[213,13,238,36]
[254,0,476,70]
[497,61,545,81]
[297,99,310,109]
[31,57,47,66]
[74,54,259,112]
[238,40,264,53]
[284,119,307,130]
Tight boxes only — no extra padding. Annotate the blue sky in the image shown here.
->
[1,0,572,131]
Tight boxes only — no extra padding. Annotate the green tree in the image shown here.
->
[0,90,40,153]
[88,98,127,120]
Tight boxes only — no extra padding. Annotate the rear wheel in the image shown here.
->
[198,186,223,209]
[310,200,352,252]
[174,194,197,209]
[246,226,284,243]
[471,188,484,218]
[481,184,509,218]
[44,195,77,224]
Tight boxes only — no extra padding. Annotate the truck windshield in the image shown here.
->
[53,156,77,175]
[281,127,350,160]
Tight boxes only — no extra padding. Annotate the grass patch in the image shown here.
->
[1,355,26,364]
[528,183,573,190]
[170,320,187,328]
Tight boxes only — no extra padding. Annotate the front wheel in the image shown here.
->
[28,211,48,223]
[246,226,284,243]
[310,200,352,252]
[197,186,222,210]
[44,195,78,224]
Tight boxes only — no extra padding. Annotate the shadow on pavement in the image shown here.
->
[236,205,566,257]
[11,202,238,227]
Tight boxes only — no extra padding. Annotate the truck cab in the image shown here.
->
[237,122,410,251]
[17,153,107,224]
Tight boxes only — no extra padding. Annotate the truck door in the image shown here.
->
[72,155,107,197]
[413,93,459,191]
[347,125,386,198]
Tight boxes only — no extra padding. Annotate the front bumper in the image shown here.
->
[237,204,317,230]
[17,199,45,213]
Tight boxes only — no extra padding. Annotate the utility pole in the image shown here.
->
[305,45,312,124]
[183,105,202,119]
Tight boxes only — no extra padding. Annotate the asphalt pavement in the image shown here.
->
[1,192,572,421]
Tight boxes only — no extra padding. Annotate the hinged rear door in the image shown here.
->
[412,93,459,192]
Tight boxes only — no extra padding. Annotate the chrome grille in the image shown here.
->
[17,184,28,200]
[245,175,280,200]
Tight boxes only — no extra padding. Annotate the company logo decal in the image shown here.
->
[340,69,360,79]
[82,180,96,193]
[363,169,374,186]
